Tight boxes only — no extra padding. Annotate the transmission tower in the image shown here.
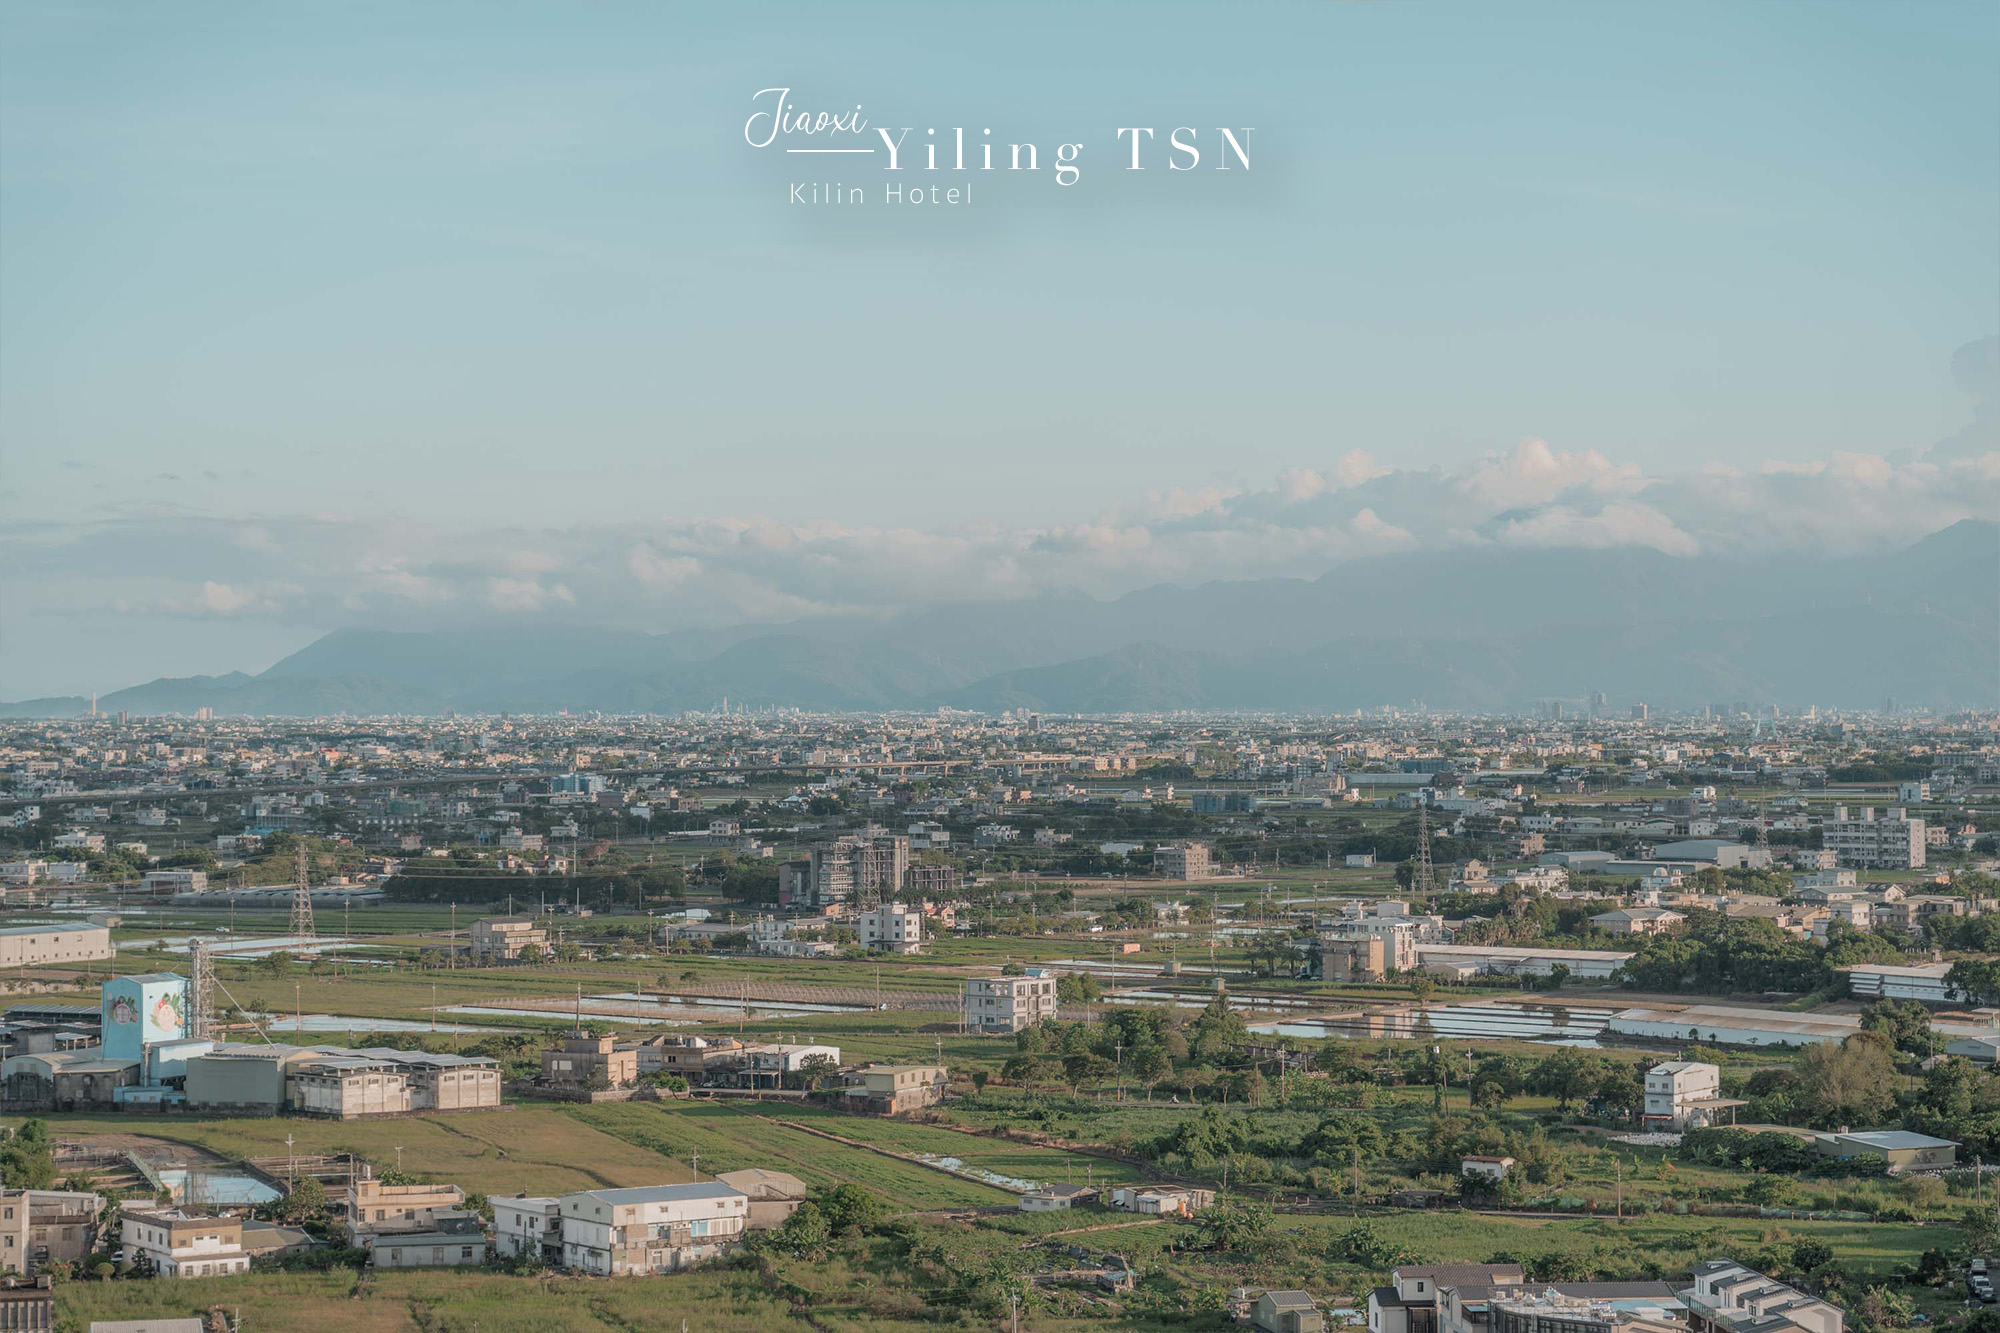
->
[188,938,215,1040]
[289,841,317,942]
[1412,797,1435,896]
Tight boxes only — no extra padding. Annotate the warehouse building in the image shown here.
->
[0,924,113,970]
[1814,1130,1956,1174]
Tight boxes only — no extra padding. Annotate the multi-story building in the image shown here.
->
[855,902,924,954]
[1823,807,1925,870]
[964,975,1059,1034]
[557,1183,749,1275]
[469,916,551,963]
[1641,1060,1722,1129]
[540,1033,638,1090]
[1489,1291,1685,1333]
[626,1034,743,1080]
[139,869,207,895]
[492,1194,562,1262]
[346,1178,466,1241]
[1684,1261,1842,1333]
[1152,841,1213,880]
[1318,936,1387,983]
[120,1208,250,1279]
[0,1190,103,1277]
[806,833,909,908]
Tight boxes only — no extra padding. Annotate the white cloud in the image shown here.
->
[8,438,1993,648]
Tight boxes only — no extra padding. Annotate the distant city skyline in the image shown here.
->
[2,2,1996,696]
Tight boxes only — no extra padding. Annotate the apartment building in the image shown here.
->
[557,1183,749,1275]
[1823,807,1926,870]
[1641,1060,1722,1129]
[0,1190,102,1277]
[1153,840,1213,880]
[1684,1261,1843,1333]
[1489,1291,1685,1333]
[964,974,1059,1034]
[806,833,909,908]
[120,1209,250,1279]
[468,916,550,963]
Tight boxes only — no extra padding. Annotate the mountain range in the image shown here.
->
[7,520,1995,717]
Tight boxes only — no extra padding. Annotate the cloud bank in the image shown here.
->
[7,434,1994,651]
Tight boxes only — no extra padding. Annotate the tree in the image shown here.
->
[1856,1285,1915,1331]
[517,943,546,965]
[1527,1047,1600,1115]
[281,1174,327,1221]
[1132,1047,1173,1100]
[0,1120,55,1190]
[815,1184,881,1236]
[1899,1174,1946,1220]
[1797,1034,1897,1128]
[771,1200,831,1259]
[1792,1239,1833,1275]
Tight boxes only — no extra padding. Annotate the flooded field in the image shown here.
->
[247,1012,513,1035]
[441,990,865,1026]
[1249,1002,1618,1046]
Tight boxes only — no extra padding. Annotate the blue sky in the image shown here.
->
[2,1,1996,696]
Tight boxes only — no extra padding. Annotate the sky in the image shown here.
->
[2,1,1996,697]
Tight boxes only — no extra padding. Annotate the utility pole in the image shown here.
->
[1615,1156,1623,1221]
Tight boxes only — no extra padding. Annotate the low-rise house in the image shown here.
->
[627,1034,743,1080]
[842,1064,946,1114]
[1109,1185,1213,1217]
[120,1209,250,1279]
[712,1170,807,1230]
[1588,908,1684,936]
[1255,1290,1324,1333]
[492,1195,562,1262]
[0,1275,51,1330]
[370,1212,487,1269]
[1460,1155,1514,1181]
[1018,1183,1098,1212]
[349,1178,467,1240]
[540,1033,638,1090]
[558,1184,749,1275]
[1369,1264,1526,1333]
[0,1189,103,1276]
[1642,1060,1723,1130]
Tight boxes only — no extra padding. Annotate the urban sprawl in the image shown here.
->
[0,704,1996,1332]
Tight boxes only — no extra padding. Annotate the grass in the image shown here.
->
[9,1107,688,1197]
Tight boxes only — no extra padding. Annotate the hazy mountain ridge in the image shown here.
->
[5,521,1994,717]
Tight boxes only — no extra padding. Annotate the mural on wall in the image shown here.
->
[149,990,185,1040]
